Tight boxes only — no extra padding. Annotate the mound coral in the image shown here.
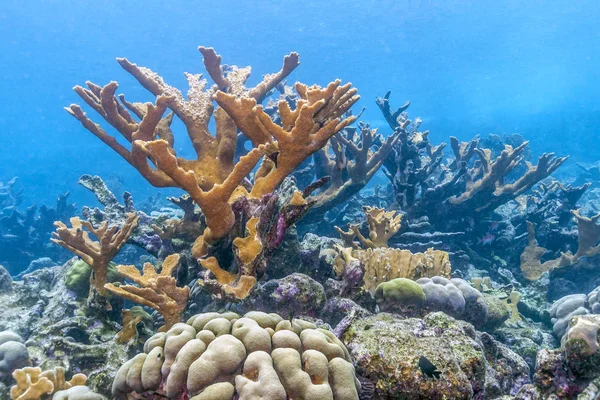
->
[0,331,30,378]
[112,311,360,399]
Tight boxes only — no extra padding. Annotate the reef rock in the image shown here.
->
[237,273,327,317]
[0,260,131,398]
[341,312,529,399]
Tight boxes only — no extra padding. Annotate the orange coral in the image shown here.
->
[51,212,138,308]
[199,217,263,300]
[105,254,189,332]
[67,47,358,259]
[215,80,360,198]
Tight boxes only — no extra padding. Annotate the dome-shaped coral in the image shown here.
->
[112,311,360,400]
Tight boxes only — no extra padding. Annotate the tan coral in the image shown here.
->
[449,143,567,212]
[105,254,189,331]
[356,247,451,295]
[519,221,564,281]
[198,217,263,300]
[336,207,402,249]
[115,307,148,344]
[570,209,600,260]
[504,291,523,328]
[10,366,87,400]
[51,212,139,308]
[308,124,401,216]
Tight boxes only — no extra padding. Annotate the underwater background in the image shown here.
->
[2,0,600,208]
[2,1,600,399]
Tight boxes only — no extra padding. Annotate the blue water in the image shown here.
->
[1,0,599,207]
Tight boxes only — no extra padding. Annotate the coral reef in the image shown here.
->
[4,42,596,400]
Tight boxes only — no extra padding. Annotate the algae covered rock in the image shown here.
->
[112,311,360,399]
[562,314,600,379]
[65,259,121,297]
[481,292,510,330]
[374,278,425,314]
[342,312,529,399]
[238,273,327,317]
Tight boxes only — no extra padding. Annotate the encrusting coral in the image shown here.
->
[10,366,87,400]
[111,311,360,400]
[66,46,357,260]
[105,254,189,332]
[51,212,139,309]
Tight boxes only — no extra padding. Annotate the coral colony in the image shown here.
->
[1,46,600,399]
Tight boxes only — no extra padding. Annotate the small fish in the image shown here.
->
[418,356,441,379]
[478,234,495,246]
[489,221,500,231]
[289,310,295,323]
[268,151,280,168]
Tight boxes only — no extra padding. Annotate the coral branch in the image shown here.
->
[105,254,189,331]
[51,213,138,308]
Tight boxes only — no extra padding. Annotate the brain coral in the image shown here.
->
[112,311,360,400]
